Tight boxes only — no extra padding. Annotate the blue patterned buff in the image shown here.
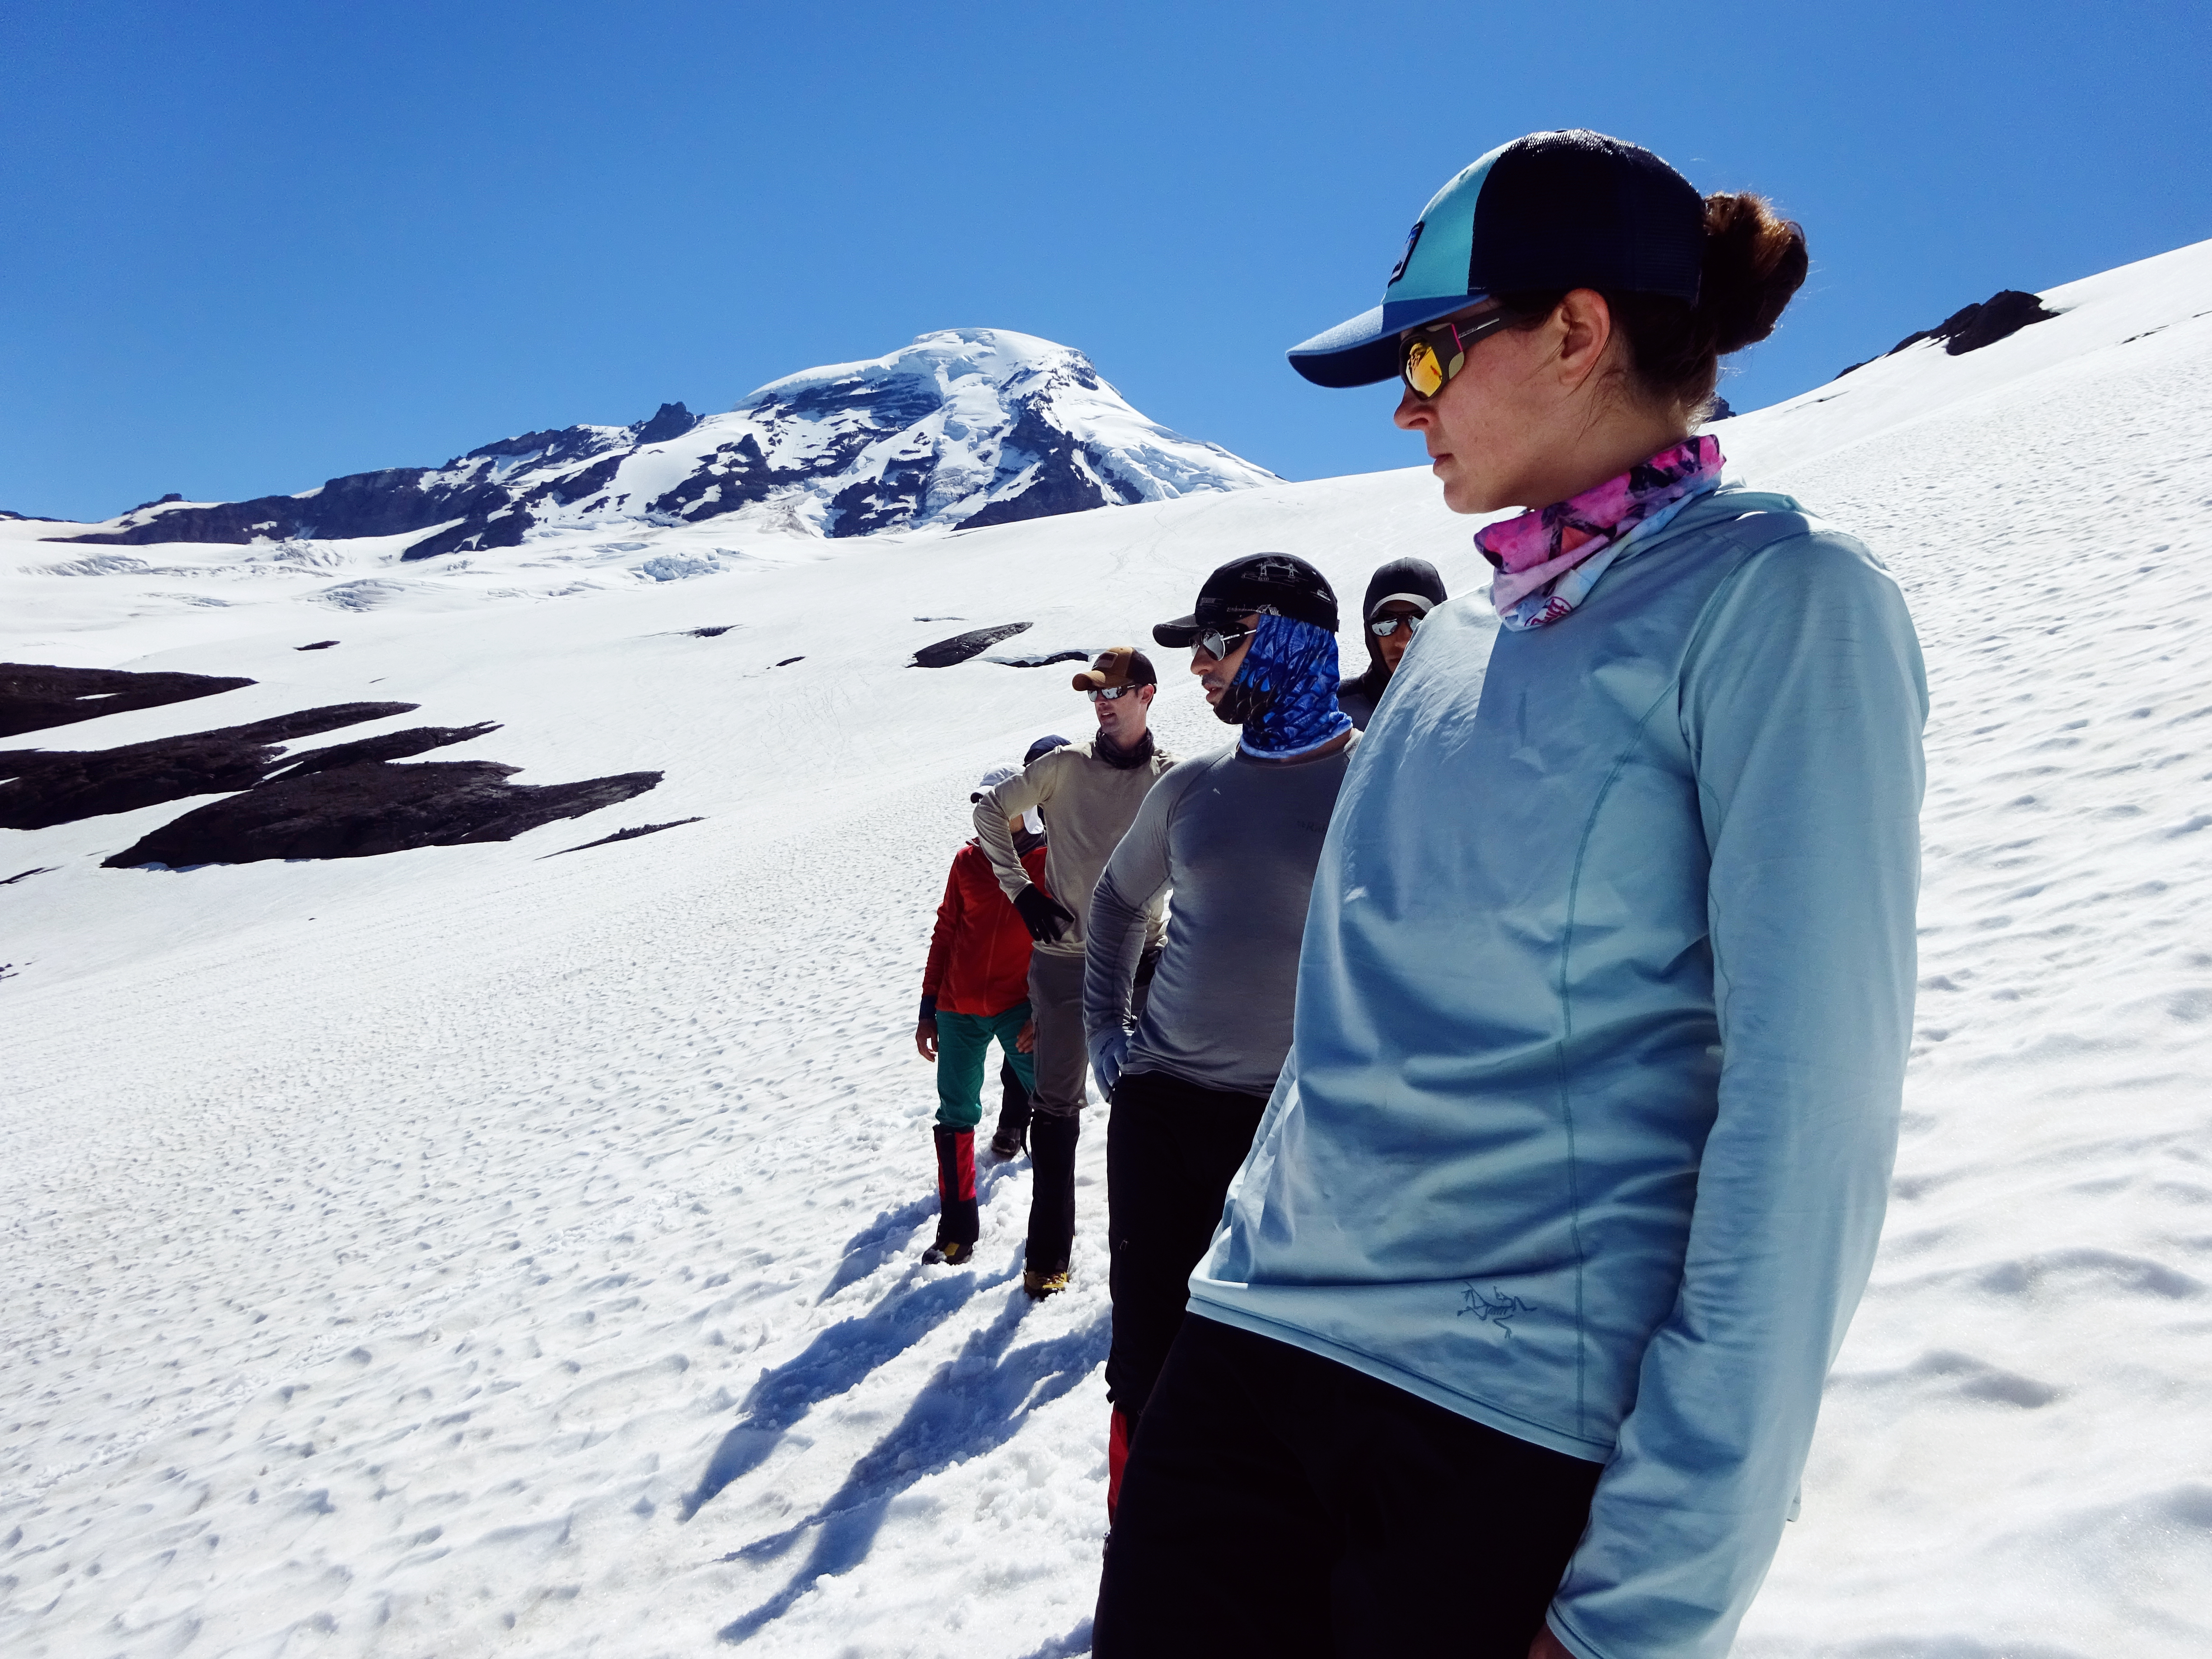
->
[1227,614,1354,759]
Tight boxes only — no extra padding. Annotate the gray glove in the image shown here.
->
[1089,1026,1132,1101]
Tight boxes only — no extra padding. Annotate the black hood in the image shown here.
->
[1352,557,1449,680]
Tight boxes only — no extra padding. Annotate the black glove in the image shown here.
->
[1013,884,1076,945]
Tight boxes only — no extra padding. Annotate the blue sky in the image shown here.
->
[4,0,2207,521]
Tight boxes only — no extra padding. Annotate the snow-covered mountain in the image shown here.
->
[49,329,1279,556]
[5,241,2212,1659]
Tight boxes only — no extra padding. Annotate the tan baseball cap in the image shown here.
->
[1071,646,1158,693]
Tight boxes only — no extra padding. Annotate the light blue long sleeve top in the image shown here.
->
[1187,484,1928,1659]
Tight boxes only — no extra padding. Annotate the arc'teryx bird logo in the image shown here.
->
[1458,1284,1536,1336]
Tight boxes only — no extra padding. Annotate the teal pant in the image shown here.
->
[936,1005,1036,1129]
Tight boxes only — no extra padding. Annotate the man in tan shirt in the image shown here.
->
[975,647,1175,1296]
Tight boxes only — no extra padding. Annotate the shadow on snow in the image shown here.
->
[680,1268,987,1522]
[820,1157,1027,1300]
[714,1293,1108,1644]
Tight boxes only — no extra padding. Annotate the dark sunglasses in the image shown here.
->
[1369,613,1424,637]
[1087,683,1144,702]
[1400,310,1510,399]
[1192,624,1255,661]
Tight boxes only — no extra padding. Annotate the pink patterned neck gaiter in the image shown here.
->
[1477,436,1725,631]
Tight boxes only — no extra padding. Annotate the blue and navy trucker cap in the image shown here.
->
[1287,130,1707,389]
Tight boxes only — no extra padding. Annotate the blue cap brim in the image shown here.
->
[1285,293,1492,389]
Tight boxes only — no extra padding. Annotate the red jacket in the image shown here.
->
[923,839,1050,1017]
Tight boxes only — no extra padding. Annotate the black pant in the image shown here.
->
[1095,1318,1603,1659]
[1105,1068,1267,1417]
[990,1057,1032,1151]
[1026,951,1156,1278]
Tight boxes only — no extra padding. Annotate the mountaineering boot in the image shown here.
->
[1024,1110,1080,1290]
[989,1056,1032,1160]
[1108,1408,1135,1521]
[923,1238,974,1266]
[929,1124,979,1262]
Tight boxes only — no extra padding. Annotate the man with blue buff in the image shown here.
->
[1083,553,1359,1520]
[1094,131,1929,1659]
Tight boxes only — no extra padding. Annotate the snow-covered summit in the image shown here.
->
[723,328,1278,535]
[42,329,1278,558]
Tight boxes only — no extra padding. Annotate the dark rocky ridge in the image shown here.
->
[52,412,654,556]
[1839,289,2058,377]
[2,662,257,739]
[60,466,515,550]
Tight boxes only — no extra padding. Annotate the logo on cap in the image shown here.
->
[1388,221,1424,287]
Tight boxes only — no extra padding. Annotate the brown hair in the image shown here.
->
[1497,191,1809,421]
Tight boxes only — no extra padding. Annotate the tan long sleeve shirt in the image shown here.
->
[974,736,1175,958]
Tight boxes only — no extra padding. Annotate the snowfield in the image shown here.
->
[5,240,2211,1659]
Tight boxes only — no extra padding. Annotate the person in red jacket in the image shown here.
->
[914,763,1050,1265]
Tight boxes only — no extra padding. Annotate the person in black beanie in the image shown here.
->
[1336,556,1448,729]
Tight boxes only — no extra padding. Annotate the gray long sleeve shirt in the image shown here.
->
[1083,736,1359,1097]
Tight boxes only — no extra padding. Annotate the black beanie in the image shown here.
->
[1362,557,1448,624]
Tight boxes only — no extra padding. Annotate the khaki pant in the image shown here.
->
[1025,949,1090,1123]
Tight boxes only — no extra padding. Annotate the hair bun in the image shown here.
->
[1699,193,1809,356]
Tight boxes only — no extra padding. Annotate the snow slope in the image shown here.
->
[5,239,2211,1658]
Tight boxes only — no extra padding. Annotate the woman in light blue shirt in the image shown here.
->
[1094,130,1928,1659]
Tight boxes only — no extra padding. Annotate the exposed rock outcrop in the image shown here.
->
[912,623,1031,668]
[105,760,663,867]
[633,402,699,444]
[262,722,501,781]
[545,817,704,857]
[0,703,421,829]
[1839,289,2059,377]
[1,662,256,740]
